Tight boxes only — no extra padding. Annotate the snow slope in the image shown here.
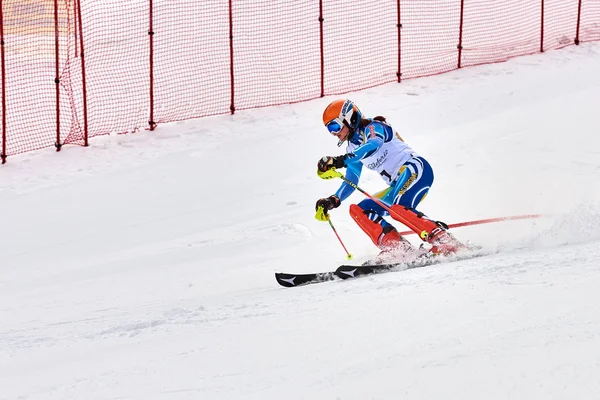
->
[1,43,600,399]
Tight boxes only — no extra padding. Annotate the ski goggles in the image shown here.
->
[325,118,345,135]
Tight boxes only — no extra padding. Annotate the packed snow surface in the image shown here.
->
[1,43,600,399]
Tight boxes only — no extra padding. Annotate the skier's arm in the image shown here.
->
[318,123,387,203]
[334,161,362,202]
[347,123,388,161]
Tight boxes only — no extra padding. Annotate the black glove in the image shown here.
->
[317,155,346,172]
[315,195,341,212]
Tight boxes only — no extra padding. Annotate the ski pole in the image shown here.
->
[316,203,353,259]
[319,168,545,234]
[396,214,544,235]
[327,218,353,260]
[319,168,404,221]
[318,168,441,235]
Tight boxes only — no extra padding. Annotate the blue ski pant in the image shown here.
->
[357,156,434,229]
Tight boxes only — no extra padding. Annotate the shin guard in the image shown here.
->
[349,204,384,248]
[389,205,461,254]
[349,204,409,251]
[389,205,443,241]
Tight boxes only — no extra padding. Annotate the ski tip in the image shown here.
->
[275,273,301,288]
[275,271,332,287]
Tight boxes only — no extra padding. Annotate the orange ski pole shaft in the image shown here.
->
[397,214,544,235]
[321,169,418,230]
[338,172,544,235]
[327,218,353,260]
[319,169,544,235]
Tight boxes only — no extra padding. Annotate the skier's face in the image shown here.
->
[333,124,350,142]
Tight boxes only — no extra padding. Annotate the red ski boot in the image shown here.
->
[373,225,416,263]
[427,223,463,255]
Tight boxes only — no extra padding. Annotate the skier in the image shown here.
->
[315,99,462,259]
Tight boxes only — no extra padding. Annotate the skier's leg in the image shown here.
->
[384,157,462,254]
[386,156,433,210]
[349,202,413,253]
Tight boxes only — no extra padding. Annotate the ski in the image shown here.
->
[274,263,397,287]
[275,250,490,288]
[275,262,419,287]
[274,271,336,287]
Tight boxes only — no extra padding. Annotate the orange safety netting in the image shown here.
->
[1,0,599,162]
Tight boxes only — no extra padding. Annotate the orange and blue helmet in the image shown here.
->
[322,99,362,135]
